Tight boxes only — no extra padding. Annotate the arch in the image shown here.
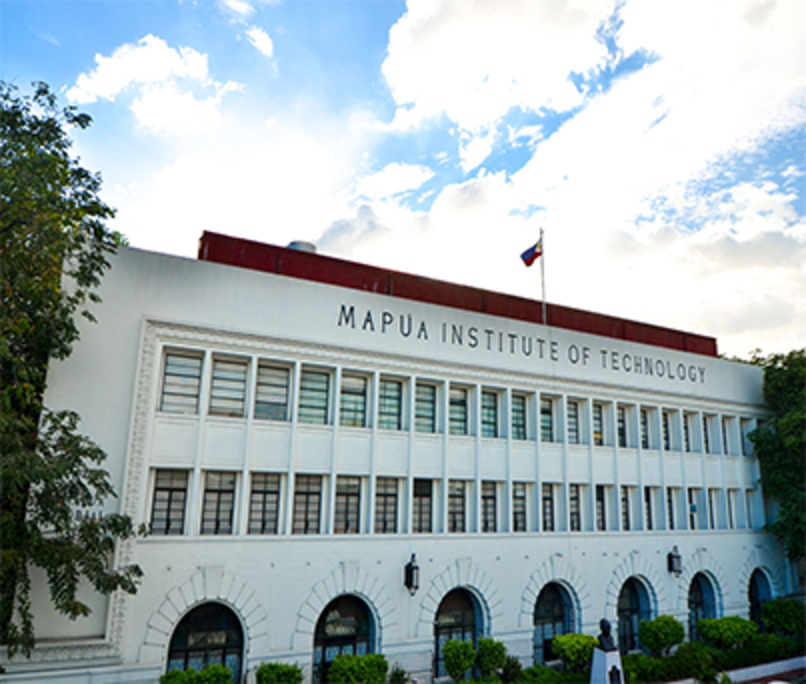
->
[167,602,243,682]
[603,552,663,626]
[434,588,483,679]
[688,573,717,641]
[313,595,374,682]
[738,546,785,616]
[674,549,727,617]
[617,577,652,654]
[519,555,588,631]
[748,568,772,627]
[533,582,575,665]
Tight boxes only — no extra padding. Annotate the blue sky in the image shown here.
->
[2,0,805,357]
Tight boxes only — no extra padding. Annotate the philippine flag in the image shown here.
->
[520,238,543,267]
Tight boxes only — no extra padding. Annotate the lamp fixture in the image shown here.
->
[404,553,420,596]
[667,546,682,576]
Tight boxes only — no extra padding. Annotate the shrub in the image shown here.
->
[521,666,588,683]
[500,655,522,684]
[161,670,194,684]
[255,661,305,684]
[638,615,685,658]
[388,664,407,684]
[475,637,507,679]
[761,598,806,638]
[697,616,757,649]
[442,639,476,682]
[552,633,597,673]
[715,632,798,671]
[668,641,716,683]
[327,653,389,684]
[160,666,232,684]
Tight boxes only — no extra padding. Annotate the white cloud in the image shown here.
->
[218,0,255,21]
[246,26,274,57]
[353,162,434,200]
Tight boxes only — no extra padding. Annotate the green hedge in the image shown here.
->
[551,633,597,673]
[638,615,685,658]
[762,598,806,639]
[327,653,389,684]
[443,639,477,682]
[159,665,232,684]
[697,616,758,649]
[254,661,304,684]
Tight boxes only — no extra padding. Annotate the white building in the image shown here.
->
[2,233,790,683]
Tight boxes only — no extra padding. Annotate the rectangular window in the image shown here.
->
[449,387,468,436]
[448,481,466,532]
[708,488,717,529]
[667,488,676,530]
[248,473,280,534]
[617,406,627,448]
[727,489,736,529]
[293,475,321,534]
[542,483,555,532]
[722,418,729,455]
[378,379,403,430]
[513,482,527,532]
[567,401,579,444]
[340,375,367,427]
[201,471,236,535]
[596,485,606,531]
[374,478,398,533]
[621,486,630,531]
[703,416,711,454]
[511,394,527,440]
[209,358,248,417]
[740,419,753,456]
[684,414,692,452]
[644,487,653,531]
[481,391,498,438]
[151,469,188,535]
[413,479,432,533]
[160,353,202,414]
[482,481,496,532]
[593,403,604,446]
[255,364,289,421]
[415,383,437,433]
[540,398,553,442]
[335,476,361,534]
[569,484,581,531]
[688,488,698,529]
[663,412,671,450]
[640,409,650,450]
[299,370,329,425]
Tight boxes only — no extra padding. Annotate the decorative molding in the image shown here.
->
[737,547,786,607]
[602,551,665,622]
[518,555,590,630]
[674,548,729,615]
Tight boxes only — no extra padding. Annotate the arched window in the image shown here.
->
[617,578,651,653]
[313,595,373,682]
[167,602,243,683]
[434,589,482,679]
[688,573,716,641]
[533,583,574,665]
[748,569,771,627]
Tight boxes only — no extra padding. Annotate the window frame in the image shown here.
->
[415,383,437,433]
[293,474,322,534]
[339,374,368,428]
[248,472,281,535]
[567,400,580,445]
[569,483,581,532]
[481,481,497,532]
[334,476,361,534]
[448,480,466,532]
[374,477,398,533]
[413,478,433,533]
[540,397,554,442]
[201,471,237,535]
[254,362,290,421]
[481,390,498,438]
[513,482,528,532]
[209,356,249,418]
[150,469,188,535]
[299,369,330,425]
[449,386,468,436]
[511,394,528,440]
[542,483,555,532]
[160,351,203,415]
[378,378,403,431]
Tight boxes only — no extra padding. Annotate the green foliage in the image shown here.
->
[718,674,733,684]
[749,349,806,561]
[637,615,685,658]
[669,641,716,684]
[697,616,758,650]
[475,636,507,679]
[159,665,232,684]
[0,80,141,658]
[388,665,407,684]
[712,633,799,671]
[442,639,476,682]
[761,597,806,638]
[551,633,597,673]
[327,653,389,684]
[520,665,588,683]
[254,661,304,684]
[500,654,522,684]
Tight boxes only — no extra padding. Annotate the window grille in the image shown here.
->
[209,358,248,417]
[449,387,468,436]
[708,488,717,529]
[511,394,527,440]
[569,484,580,531]
[689,488,698,529]
[201,471,236,535]
[255,364,289,421]
[335,476,361,533]
[448,481,466,532]
[722,418,729,455]
[151,469,188,535]
[540,398,553,442]
[644,487,653,531]
[161,353,203,414]
[567,401,579,444]
[621,486,630,531]
[684,414,692,452]
[340,375,367,427]
[378,379,403,430]
[596,485,606,531]
[640,409,650,449]
[413,479,432,533]
[617,406,627,448]
[299,370,329,425]
[513,482,527,532]
[481,391,498,438]
[481,481,496,532]
[667,488,676,530]
[415,383,437,433]
[542,483,555,531]
[249,473,280,534]
[663,412,671,450]
[593,403,604,446]
[703,416,711,454]
[374,478,397,533]
[293,475,322,534]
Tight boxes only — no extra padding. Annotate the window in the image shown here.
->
[688,488,699,529]
[161,353,202,414]
[683,414,692,452]
[482,481,496,532]
[299,370,329,425]
[662,412,671,450]
[449,387,468,436]
[644,487,653,531]
[335,476,361,533]
[374,478,397,533]
[667,488,676,530]
[617,406,627,448]
[415,383,437,433]
[534,584,573,665]
[255,364,289,421]
[593,403,604,446]
[201,471,236,535]
[413,479,432,533]
[314,596,373,680]
[640,409,650,449]
[513,482,527,532]
[378,379,403,430]
[722,418,729,455]
[708,488,717,529]
[569,484,581,531]
[621,486,631,531]
[209,358,248,417]
[740,419,753,456]
[542,483,555,532]
[567,401,579,444]
[293,475,321,534]
[248,473,280,534]
[727,489,737,529]
[448,481,466,532]
[434,590,479,679]
[340,375,367,427]
[596,485,606,531]
[481,391,498,438]
[511,394,527,440]
[540,398,553,442]
[151,470,188,535]
[703,416,711,454]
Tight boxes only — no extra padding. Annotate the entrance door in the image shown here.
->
[313,595,373,682]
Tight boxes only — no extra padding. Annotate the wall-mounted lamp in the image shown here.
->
[667,546,682,576]
[404,553,420,596]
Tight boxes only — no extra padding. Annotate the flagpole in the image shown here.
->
[540,226,547,326]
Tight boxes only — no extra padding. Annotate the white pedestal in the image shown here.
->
[590,648,623,684]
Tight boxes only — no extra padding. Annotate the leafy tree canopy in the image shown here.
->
[749,349,806,561]
[0,81,142,658]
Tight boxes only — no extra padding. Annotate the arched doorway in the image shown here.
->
[748,569,771,627]
[167,602,243,683]
[533,583,574,665]
[617,578,651,653]
[434,588,482,679]
[688,573,717,641]
[313,595,373,682]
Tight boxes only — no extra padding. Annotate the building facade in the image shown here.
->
[1,233,790,683]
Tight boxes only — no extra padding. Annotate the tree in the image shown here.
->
[0,81,142,658]
[749,349,806,562]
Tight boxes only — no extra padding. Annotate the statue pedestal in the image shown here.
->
[590,648,623,684]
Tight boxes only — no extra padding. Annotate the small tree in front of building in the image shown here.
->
[442,639,476,682]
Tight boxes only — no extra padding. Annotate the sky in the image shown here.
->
[2,0,805,358]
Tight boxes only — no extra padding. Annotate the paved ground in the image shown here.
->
[739,668,806,684]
